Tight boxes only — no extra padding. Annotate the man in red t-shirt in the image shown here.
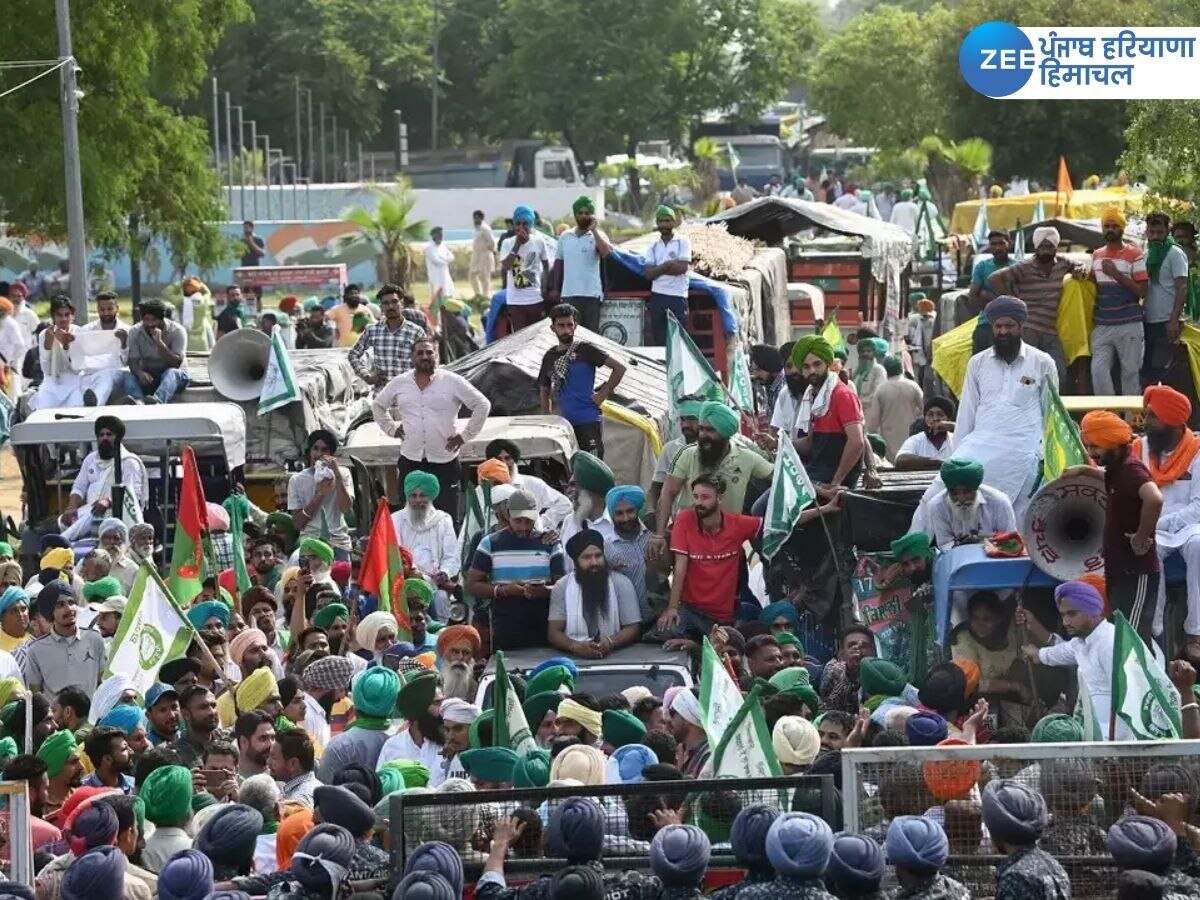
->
[791,335,867,487]
[658,474,761,637]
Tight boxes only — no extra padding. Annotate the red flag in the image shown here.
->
[359,498,412,639]
[168,446,209,604]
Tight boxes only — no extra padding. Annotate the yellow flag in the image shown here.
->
[821,319,845,353]
[931,315,980,397]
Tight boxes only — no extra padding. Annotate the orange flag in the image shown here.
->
[1056,156,1073,213]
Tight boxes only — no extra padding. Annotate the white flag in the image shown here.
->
[1033,198,1046,223]
[104,563,196,695]
[1112,611,1182,740]
[699,637,745,751]
[1075,672,1104,741]
[708,686,784,782]
[761,438,817,559]
[258,328,299,415]
[972,200,990,249]
[729,347,755,413]
[665,313,723,435]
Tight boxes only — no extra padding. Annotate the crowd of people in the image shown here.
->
[1,195,1200,900]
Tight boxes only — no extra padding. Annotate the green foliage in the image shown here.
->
[341,178,429,287]
[1123,100,1200,222]
[0,0,249,268]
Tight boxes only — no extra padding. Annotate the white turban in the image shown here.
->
[355,611,398,654]
[1032,226,1060,250]
[771,716,821,767]
[440,698,481,726]
[670,689,703,727]
[621,686,653,706]
[89,674,136,724]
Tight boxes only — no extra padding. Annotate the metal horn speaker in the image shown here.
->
[1020,472,1108,581]
[209,328,272,402]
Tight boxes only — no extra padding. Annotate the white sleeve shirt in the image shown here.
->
[373,370,491,463]
[644,234,692,298]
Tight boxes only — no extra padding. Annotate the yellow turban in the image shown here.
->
[40,548,73,571]
[1080,410,1132,450]
[236,667,277,713]
[1101,206,1126,228]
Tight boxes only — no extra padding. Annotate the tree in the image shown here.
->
[341,178,429,287]
[0,0,249,269]
[1122,100,1200,219]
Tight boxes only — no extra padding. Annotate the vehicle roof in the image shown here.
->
[9,403,247,468]
[342,415,580,467]
[481,643,691,675]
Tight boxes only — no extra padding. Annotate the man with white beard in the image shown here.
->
[559,451,617,571]
[435,625,482,701]
[547,529,641,658]
[484,438,572,531]
[391,471,459,620]
[923,457,1016,548]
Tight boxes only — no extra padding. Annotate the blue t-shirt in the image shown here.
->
[970,254,1010,287]
[537,341,609,426]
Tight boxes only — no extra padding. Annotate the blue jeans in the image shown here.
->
[121,368,190,402]
[648,293,688,345]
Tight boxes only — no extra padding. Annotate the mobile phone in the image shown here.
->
[382,652,402,672]
[197,769,229,788]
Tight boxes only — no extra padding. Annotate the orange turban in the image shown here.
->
[916,298,936,313]
[1077,573,1108,613]
[952,658,981,698]
[279,295,300,313]
[436,624,482,659]
[0,298,12,316]
[923,738,982,802]
[1080,410,1132,450]
[1144,385,1192,428]
[276,808,315,870]
[476,459,511,485]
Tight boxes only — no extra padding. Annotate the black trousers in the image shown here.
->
[398,456,461,529]
[1108,571,1159,647]
[573,422,604,459]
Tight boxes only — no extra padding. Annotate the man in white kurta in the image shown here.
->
[469,211,497,299]
[482,438,573,531]
[0,302,28,400]
[392,471,460,621]
[76,293,130,406]
[425,227,456,305]
[30,297,84,411]
[925,482,1017,548]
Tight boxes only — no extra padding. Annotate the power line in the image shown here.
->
[0,58,72,101]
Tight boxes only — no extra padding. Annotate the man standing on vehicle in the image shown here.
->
[288,430,354,563]
[538,304,626,459]
[371,336,491,523]
[348,284,428,390]
[499,204,552,333]
[642,206,692,346]
[469,210,497,300]
[550,196,612,332]
[77,291,129,407]
[121,299,190,405]
[215,285,247,338]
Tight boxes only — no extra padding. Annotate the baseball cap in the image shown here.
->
[87,596,128,614]
[490,484,517,506]
[507,489,539,521]
[145,682,179,710]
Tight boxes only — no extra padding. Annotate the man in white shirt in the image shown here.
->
[833,184,860,210]
[469,210,496,299]
[30,295,84,411]
[0,297,28,399]
[483,438,572,531]
[62,416,149,532]
[391,470,459,619]
[642,206,692,346]
[5,282,40,348]
[372,336,491,525]
[889,188,921,236]
[650,399,701,513]
[549,195,612,332]
[77,291,130,407]
[425,226,456,307]
[499,205,552,333]
[894,396,956,470]
[376,673,453,786]
[288,430,354,561]
[923,457,1016,548]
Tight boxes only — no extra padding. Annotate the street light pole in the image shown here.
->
[249,120,259,219]
[234,105,246,222]
[294,77,303,179]
[319,102,326,183]
[304,89,314,182]
[224,92,234,209]
[431,0,440,151]
[261,135,273,220]
[211,76,220,172]
[55,0,88,319]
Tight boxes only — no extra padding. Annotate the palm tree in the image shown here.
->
[340,177,429,287]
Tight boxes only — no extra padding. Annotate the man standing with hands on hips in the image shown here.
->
[642,206,692,346]
[500,205,552,333]
[372,336,491,525]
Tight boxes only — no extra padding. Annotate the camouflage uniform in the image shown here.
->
[475,860,662,900]
[886,874,972,900]
[709,869,773,900]
[740,876,836,900]
[993,847,1070,900]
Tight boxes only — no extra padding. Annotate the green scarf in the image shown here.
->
[1147,237,1175,281]
[261,819,280,835]
[347,714,391,731]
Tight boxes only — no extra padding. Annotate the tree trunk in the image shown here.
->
[129,214,142,307]
[625,138,642,214]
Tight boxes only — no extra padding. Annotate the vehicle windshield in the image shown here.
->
[726,144,782,168]
[480,666,687,708]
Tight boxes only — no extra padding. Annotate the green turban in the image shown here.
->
[862,337,889,358]
[459,747,519,784]
[140,764,194,825]
[403,578,435,607]
[192,791,218,813]
[469,709,495,748]
[571,451,615,495]
[513,749,552,788]
[353,667,400,718]
[298,538,334,565]
[859,657,906,698]
[82,577,122,602]
[775,632,804,652]
[899,188,913,201]
[890,531,933,562]
[1031,714,1084,743]
[572,195,595,215]
[677,399,704,419]
[266,512,299,544]
[376,765,405,798]
[523,691,564,727]
[769,667,820,713]
[0,737,18,760]
[602,709,647,749]
[404,470,442,502]
[0,543,13,558]
[791,335,834,367]
[909,291,928,302]
[381,758,431,788]
[36,730,78,778]
[397,671,438,720]
[940,457,985,491]
[882,356,903,378]
[525,665,575,698]
[655,205,677,222]
[312,602,349,631]
[867,434,888,458]
[699,402,739,439]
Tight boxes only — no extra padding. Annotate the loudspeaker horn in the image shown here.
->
[1020,472,1108,581]
[209,328,272,402]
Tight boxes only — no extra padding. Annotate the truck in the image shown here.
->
[714,133,789,191]
[402,140,582,189]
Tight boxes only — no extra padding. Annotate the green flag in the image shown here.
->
[666,313,723,431]
[699,637,747,750]
[105,563,197,695]
[761,438,817,559]
[224,496,253,593]
[1112,610,1182,740]
[259,328,299,414]
[1042,380,1088,481]
[493,650,537,755]
[708,684,785,781]
[820,320,846,355]
[729,347,755,413]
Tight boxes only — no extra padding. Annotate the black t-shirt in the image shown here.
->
[215,305,243,336]
[241,234,265,267]
[1104,456,1160,576]
[295,321,334,349]
[537,341,609,425]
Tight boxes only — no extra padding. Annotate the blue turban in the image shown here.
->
[0,882,33,900]
[393,872,455,900]
[549,867,604,900]
[730,804,780,870]
[609,744,658,784]
[605,485,646,518]
[98,704,144,736]
[187,600,231,630]
[62,846,125,900]
[195,804,263,869]
[512,205,535,225]
[886,816,949,874]
[984,295,1027,326]
[158,849,215,900]
[828,834,885,894]
[759,600,799,629]
[549,797,605,863]
[905,712,949,747]
[1054,581,1105,617]
[403,841,464,899]
[650,825,711,887]
[981,779,1049,847]
[765,812,834,878]
[1107,816,1177,873]
[0,587,27,617]
[98,518,127,540]
[207,894,251,900]
[528,656,579,682]
[293,824,355,894]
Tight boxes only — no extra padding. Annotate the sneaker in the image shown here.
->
[144,396,160,406]
[82,389,97,407]
[122,397,142,405]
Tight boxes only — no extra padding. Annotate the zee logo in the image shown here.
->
[959,21,1035,97]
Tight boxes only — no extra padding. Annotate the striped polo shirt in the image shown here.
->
[1091,244,1148,326]
[1003,257,1077,335]
[472,529,565,584]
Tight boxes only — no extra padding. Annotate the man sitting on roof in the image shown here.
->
[547,529,641,659]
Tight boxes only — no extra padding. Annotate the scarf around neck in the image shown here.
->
[797,373,839,434]
[550,340,580,395]
[1147,237,1176,281]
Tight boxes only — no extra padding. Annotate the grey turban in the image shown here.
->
[765,812,834,878]
[886,815,949,874]
[650,824,712,887]
[984,295,1027,326]
[981,779,1049,847]
[549,797,605,863]
[403,840,464,899]
[828,833,885,894]
[730,804,780,870]
[1107,816,1177,874]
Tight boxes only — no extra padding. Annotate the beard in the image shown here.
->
[328,632,344,655]
[785,373,806,396]
[697,435,728,466]
[97,441,115,460]
[410,504,429,526]
[575,565,610,608]
[992,334,1020,360]
[416,711,446,745]
[415,359,435,374]
[441,660,476,701]
[574,492,595,522]
[1146,425,1180,456]
[614,518,641,538]
[947,496,982,539]
[807,372,828,390]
